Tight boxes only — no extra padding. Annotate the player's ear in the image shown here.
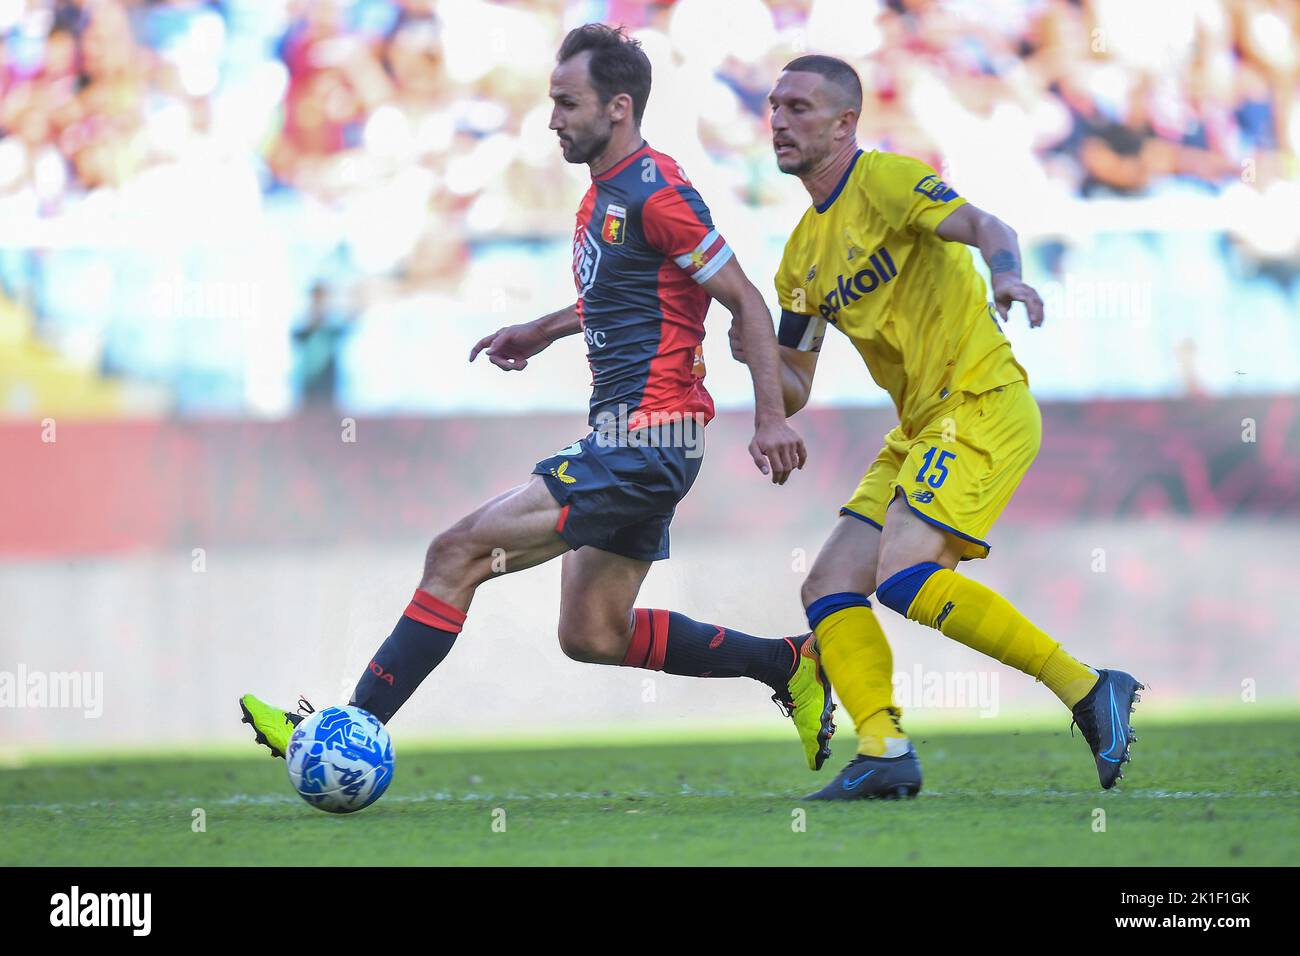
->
[837,108,859,141]
[607,92,632,124]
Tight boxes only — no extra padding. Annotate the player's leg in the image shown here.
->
[871,384,1142,788]
[537,426,834,768]
[240,475,570,755]
[872,386,1095,706]
[801,515,912,753]
[801,433,912,763]
[800,481,925,800]
[555,539,834,770]
[557,544,790,678]
[349,475,570,724]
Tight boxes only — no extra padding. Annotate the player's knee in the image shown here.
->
[557,629,597,663]
[873,554,905,594]
[873,553,914,597]
[875,560,944,616]
[424,526,478,581]
[799,574,828,609]
[557,624,621,664]
[556,606,629,664]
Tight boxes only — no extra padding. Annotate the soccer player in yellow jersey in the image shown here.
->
[735,54,1144,798]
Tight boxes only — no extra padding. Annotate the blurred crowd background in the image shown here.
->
[1,0,1298,417]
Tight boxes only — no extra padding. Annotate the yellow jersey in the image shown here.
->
[775,149,1028,435]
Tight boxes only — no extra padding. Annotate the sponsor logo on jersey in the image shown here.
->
[816,247,898,322]
[602,203,627,244]
[572,228,602,295]
[910,489,935,504]
[913,174,959,202]
[550,461,577,484]
[806,264,818,281]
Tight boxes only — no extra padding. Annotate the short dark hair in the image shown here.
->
[557,24,652,125]
[782,54,863,115]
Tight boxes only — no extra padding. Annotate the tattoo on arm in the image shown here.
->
[989,249,1019,276]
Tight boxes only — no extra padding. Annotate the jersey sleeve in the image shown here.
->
[642,185,734,285]
[869,152,968,235]
[774,250,827,352]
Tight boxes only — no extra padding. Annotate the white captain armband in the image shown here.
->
[777,309,826,352]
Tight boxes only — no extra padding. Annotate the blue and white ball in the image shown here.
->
[286,705,394,813]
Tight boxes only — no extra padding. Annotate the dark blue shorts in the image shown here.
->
[533,428,705,562]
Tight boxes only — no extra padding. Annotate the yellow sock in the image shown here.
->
[814,605,909,757]
[1038,645,1100,709]
[907,569,1098,709]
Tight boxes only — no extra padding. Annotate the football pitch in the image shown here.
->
[3,712,1297,867]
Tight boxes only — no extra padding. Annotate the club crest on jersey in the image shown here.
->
[913,174,959,202]
[601,203,627,244]
[844,229,865,261]
[816,247,898,323]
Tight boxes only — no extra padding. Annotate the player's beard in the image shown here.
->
[560,118,613,166]
[775,141,822,176]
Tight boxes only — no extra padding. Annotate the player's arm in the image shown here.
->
[468,303,580,371]
[700,257,808,484]
[777,346,819,416]
[728,326,820,417]
[934,204,1044,327]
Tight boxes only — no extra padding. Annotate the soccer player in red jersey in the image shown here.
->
[241,25,837,772]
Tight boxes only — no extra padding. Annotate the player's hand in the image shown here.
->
[992,274,1044,328]
[469,320,552,371]
[728,321,747,364]
[749,419,807,485]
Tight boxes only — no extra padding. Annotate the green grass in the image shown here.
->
[3,716,1297,866]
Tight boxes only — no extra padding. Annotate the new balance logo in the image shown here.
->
[935,601,955,628]
[911,489,934,504]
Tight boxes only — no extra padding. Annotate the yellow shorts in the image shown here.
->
[840,381,1041,560]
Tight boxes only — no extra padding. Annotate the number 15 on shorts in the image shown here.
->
[916,447,955,488]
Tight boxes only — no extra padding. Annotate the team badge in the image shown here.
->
[806,264,817,281]
[601,203,627,244]
[844,229,865,261]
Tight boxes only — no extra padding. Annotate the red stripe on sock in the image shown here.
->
[623,608,658,669]
[783,636,799,675]
[405,589,466,634]
[648,609,670,671]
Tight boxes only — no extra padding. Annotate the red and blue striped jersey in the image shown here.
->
[571,142,732,430]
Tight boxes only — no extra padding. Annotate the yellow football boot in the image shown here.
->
[238,693,309,758]
[772,634,836,771]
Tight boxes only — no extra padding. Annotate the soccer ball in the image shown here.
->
[286,705,394,813]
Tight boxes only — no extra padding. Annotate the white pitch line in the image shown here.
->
[3,787,1298,813]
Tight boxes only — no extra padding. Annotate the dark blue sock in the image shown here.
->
[349,590,465,724]
[633,609,797,689]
